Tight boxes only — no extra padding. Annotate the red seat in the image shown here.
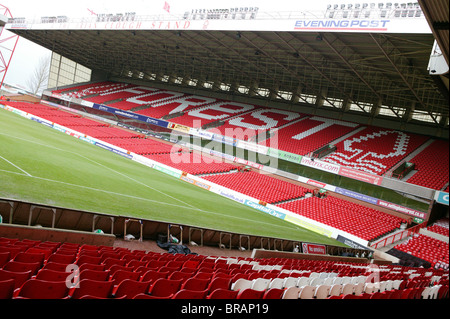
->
[35,269,70,282]
[207,288,239,299]
[3,261,41,275]
[0,269,32,290]
[14,279,70,299]
[13,252,45,268]
[172,289,208,299]
[69,279,114,299]
[263,288,285,299]
[181,278,210,292]
[236,288,265,299]
[148,278,182,298]
[78,269,110,281]
[140,269,169,282]
[113,279,151,299]
[0,279,15,299]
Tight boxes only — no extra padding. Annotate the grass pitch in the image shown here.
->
[0,107,346,246]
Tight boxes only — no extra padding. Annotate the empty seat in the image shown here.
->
[236,288,265,299]
[35,269,70,282]
[207,288,239,299]
[0,279,15,299]
[263,288,285,299]
[113,279,151,299]
[70,279,114,299]
[282,287,302,299]
[181,278,210,292]
[14,279,69,299]
[3,261,41,275]
[147,278,182,298]
[172,289,208,299]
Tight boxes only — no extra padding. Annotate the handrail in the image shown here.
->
[370,223,426,250]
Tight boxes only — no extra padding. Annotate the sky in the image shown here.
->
[0,0,344,91]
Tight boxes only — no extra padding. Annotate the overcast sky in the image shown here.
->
[0,0,340,91]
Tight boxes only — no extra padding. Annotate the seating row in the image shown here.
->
[278,196,406,242]
[202,171,312,204]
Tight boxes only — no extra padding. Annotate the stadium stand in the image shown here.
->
[390,233,449,270]
[426,218,450,237]
[210,108,304,141]
[134,95,218,119]
[322,126,430,176]
[277,196,407,242]
[261,116,360,156]
[166,101,257,128]
[404,139,450,191]
[144,152,239,175]
[201,171,312,204]
[0,235,448,299]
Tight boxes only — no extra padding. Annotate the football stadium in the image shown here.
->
[0,0,448,307]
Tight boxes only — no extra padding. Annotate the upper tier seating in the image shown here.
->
[322,126,430,176]
[277,196,406,242]
[53,82,133,99]
[211,108,304,141]
[84,85,159,105]
[168,101,257,128]
[201,171,311,204]
[0,236,448,299]
[134,95,218,119]
[261,116,359,156]
[404,140,449,191]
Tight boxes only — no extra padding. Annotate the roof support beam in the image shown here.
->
[369,33,439,124]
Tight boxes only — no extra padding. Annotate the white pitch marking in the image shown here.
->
[0,154,32,177]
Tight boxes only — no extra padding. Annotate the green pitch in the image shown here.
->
[0,107,345,246]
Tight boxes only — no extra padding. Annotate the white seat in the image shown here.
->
[319,272,329,279]
[310,277,324,286]
[392,280,402,290]
[299,286,316,299]
[341,283,355,296]
[332,277,343,285]
[329,284,342,297]
[309,272,320,279]
[297,277,310,288]
[251,278,271,291]
[364,282,378,294]
[384,280,393,291]
[231,278,253,291]
[315,285,331,299]
[429,285,441,299]
[354,282,365,296]
[268,278,284,289]
[341,276,352,285]
[421,287,432,299]
[282,287,302,299]
[323,277,335,286]
[378,281,387,292]
[283,277,299,289]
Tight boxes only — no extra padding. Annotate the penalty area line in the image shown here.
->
[0,155,32,177]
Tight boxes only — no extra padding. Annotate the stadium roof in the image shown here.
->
[6,2,449,131]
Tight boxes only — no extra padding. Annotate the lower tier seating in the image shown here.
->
[0,236,447,299]
[393,234,449,270]
[201,171,312,204]
[277,196,406,242]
